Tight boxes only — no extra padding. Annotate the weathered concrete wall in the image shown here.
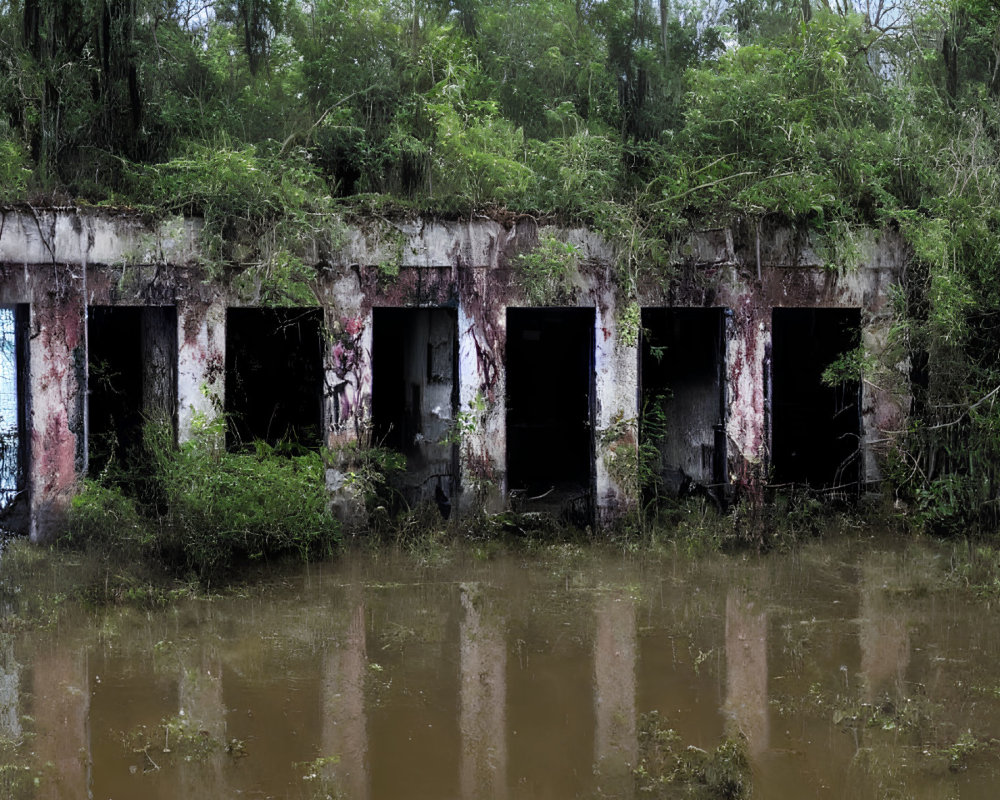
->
[0,209,907,537]
[28,273,87,543]
[640,225,906,494]
[0,209,200,267]
[176,298,226,445]
[593,282,639,526]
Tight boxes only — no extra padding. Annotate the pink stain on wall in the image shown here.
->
[31,413,76,495]
[27,292,86,541]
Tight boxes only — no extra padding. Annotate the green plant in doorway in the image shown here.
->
[619,300,641,348]
[337,439,407,512]
[439,392,487,448]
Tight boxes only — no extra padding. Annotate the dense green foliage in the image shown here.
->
[2,0,1000,531]
[65,421,341,582]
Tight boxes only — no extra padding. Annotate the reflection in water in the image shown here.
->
[178,644,226,797]
[8,542,1000,798]
[0,639,20,739]
[459,582,507,800]
[322,598,370,798]
[32,643,90,800]
[593,590,637,797]
[859,564,910,701]
[844,564,914,799]
[725,588,769,756]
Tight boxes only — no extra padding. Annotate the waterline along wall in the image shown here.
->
[0,209,907,541]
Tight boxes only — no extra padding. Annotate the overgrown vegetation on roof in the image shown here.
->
[2,0,1000,532]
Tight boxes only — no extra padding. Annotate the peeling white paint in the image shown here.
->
[177,298,225,444]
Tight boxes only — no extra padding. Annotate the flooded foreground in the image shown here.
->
[2,536,1000,799]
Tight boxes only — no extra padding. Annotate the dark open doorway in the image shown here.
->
[771,307,861,490]
[640,308,727,499]
[371,307,458,508]
[88,306,177,474]
[225,308,324,450]
[0,306,28,531]
[506,307,594,519]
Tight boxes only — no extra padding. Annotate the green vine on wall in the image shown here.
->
[599,410,640,503]
[515,236,580,305]
[618,301,641,349]
[119,143,349,307]
[374,226,408,284]
[439,393,487,449]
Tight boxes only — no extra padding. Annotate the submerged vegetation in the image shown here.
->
[635,712,751,799]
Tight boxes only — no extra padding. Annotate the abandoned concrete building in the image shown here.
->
[0,209,907,542]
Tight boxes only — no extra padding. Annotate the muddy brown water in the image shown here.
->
[3,536,1000,799]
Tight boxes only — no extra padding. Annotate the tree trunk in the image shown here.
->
[659,0,669,68]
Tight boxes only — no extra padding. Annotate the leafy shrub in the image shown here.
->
[426,98,535,211]
[912,473,981,537]
[312,113,370,195]
[126,141,324,222]
[158,440,340,580]
[118,141,347,304]
[66,421,341,584]
[0,137,29,200]
[515,235,580,304]
[67,479,155,556]
[525,126,620,217]
[678,17,901,222]
[335,441,406,513]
